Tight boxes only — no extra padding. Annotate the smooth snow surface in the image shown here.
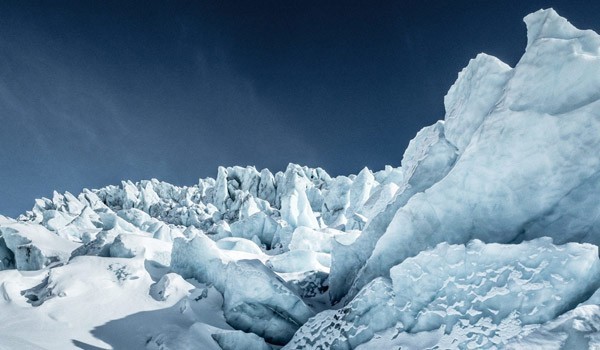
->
[1,8,600,350]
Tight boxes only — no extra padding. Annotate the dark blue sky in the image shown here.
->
[1,1,599,217]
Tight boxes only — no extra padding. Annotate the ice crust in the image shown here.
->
[0,8,599,350]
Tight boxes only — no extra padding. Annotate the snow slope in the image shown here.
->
[1,8,599,350]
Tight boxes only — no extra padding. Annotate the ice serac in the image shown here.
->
[347,8,600,298]
[513,9,600,116]
[288,239,600,349]
[330,120,458,303]
[171,234,314,345]
[321,175,352,229]
[346,167,375,220]
[279,164,320,230]
[0,220,79,270]
[258,168,277,206]
[213,166,230,212]
[443,53,512,152]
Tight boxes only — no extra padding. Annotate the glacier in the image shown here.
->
[286,238,600,349]
[1,8,600,350]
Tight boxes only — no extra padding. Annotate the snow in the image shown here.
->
[1,8,599,350]
[216,237,265,255]
[267,249,329,274]
[0,256,174,348]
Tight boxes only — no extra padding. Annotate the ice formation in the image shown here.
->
[345,7,600,301]
[287,238,600,349]
[0,8,599,350]
[171,233,314,345]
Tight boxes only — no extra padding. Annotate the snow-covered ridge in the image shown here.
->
[1,8,600,349]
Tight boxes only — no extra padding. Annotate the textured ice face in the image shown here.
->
[390,239,600,333]
[288,239,600,349]
[284,277,398,350]
[505,303,600,350]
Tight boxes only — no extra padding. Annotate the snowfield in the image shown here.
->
[1,8,600,350]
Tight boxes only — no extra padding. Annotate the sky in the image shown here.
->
[1,0,599,217]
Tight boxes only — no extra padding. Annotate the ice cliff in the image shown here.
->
[1,8,599,350]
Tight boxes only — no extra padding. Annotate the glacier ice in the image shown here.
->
[171,233,314,344]
[287,239,600,349]
[344,7,600,300]
[0,7,599,350]
[0,219,79,270]
[216,237,265,255]
[284,277,398,350]
[109,233,172,266]
[211,330,273,350]
[330,119,458,303]
[279,164,321,230]
[288,226,348,254]
[149,273,194,301]
[505,303,600,350]
[443,53,512,153]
